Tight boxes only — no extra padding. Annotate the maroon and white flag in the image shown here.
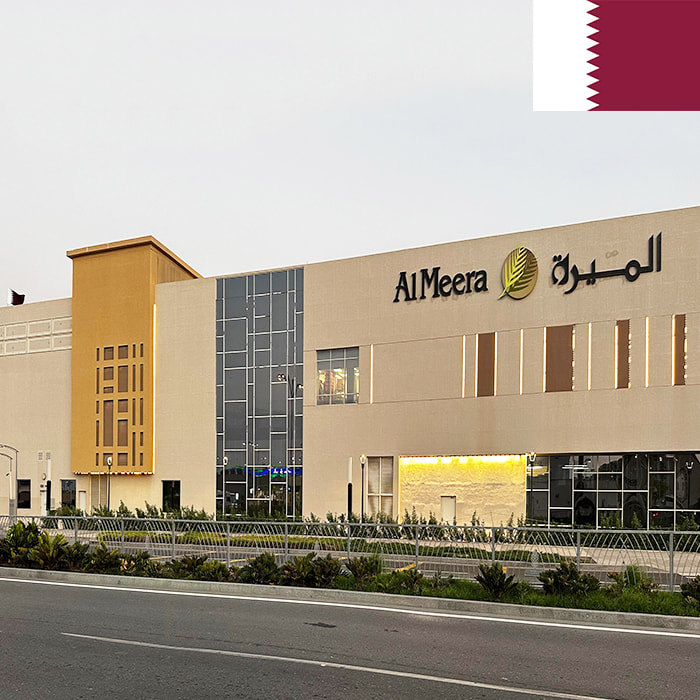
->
[534,0,700,111]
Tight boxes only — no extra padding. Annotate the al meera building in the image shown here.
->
[1,205,700,528]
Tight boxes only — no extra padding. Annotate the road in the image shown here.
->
[0,576,698,699]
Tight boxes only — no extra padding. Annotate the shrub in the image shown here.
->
[476,562,518,601]
[378,568,424,595]
[65,542,91,571]
[238,552,279,584]
[165,554,209,579]
[680,575,700,607]
[608,565,656,595]
[346,554,382,589]
[280,553,317,587]
[2,521,42,567]
[193,559,231,581]
[121,550,162,577]
[538,562,600,596]
[28,533,69,570]
[313,554,342,588]
[84,541,122,575]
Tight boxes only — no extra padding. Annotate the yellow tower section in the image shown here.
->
[68,237,199,482]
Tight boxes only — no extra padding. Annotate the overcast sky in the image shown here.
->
[1,1,699,303]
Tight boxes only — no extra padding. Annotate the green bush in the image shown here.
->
[476,562,518,601]
[28,533,69,570]
[280,553,317,587]
[238,552,279,584]
[680,575,700,607]
[193,559,231,582]
[608,565,656,595]
[84,541,122,575]
[120,550,162,577]
[65,542,91,571]
[2,521,42,567]
[346,554,382,589]
[378,568,424,595]
[164,554,209,579]
[538,562,600,596]
[313,554,342,588]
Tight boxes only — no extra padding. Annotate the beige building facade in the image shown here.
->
[1,206,699,527]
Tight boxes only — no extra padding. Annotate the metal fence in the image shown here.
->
[1,516,699,591]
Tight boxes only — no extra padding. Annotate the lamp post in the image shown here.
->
[0,444,18,519]
[276,373,303,517]
[360,454,366,523]
[106,456,112,512]
[526,452,536,524]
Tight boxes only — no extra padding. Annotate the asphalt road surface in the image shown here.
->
[0,576,698,699]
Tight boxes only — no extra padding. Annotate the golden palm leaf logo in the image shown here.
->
[500,247,538,300]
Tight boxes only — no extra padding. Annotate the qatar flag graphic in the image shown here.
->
[533,0,700,111]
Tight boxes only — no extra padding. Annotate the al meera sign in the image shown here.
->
[392,247,537,303]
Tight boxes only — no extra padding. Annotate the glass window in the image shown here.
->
[118,345,128,359]
[162,480,181,512]
[224,402,246,449]
[624,454,648,490]
[527,491,548,523]
[650,473,675,508]
[650,510,674,529]
[104,346,114,361]
[271,294,287,331]
[224,275,246,299]
[367,456,393,516]
[574,492,596,527]
[550,508,572,525]
[254,273,270,295]
[225,482,246,513]
[103,366,114,381]
[225,320,247,352]
[225,369,246,401]
[549,456,572,508]
[598,492,621,509]
[17,479,31,509]
[317,347,359,405]
[676,455,700,510]
[623,492,647,528]
[61,479,76,507]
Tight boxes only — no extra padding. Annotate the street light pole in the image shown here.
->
[360,454,366,523]
[0,444,19,519]
[106,455,112,512]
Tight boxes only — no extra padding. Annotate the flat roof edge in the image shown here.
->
[66,236,201,279]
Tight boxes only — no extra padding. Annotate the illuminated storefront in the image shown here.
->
[2,206,700,527]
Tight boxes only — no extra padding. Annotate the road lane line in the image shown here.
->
[3,577,700,640]
[61,632,613,700]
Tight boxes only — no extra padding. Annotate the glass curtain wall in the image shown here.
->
[526,453,700,528]
[216,269,303,517]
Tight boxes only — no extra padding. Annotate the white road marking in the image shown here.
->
[3,576,700,640]
[62,631,613,700]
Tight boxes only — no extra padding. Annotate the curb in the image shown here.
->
[2,566,699,632]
